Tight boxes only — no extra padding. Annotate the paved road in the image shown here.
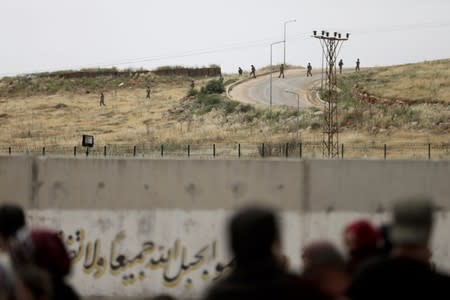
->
[229,69,323,108]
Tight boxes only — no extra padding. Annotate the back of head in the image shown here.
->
[229,206,279,266]
[0,204,25,240]
[302,241,345,272]
[344,220,380,254]
[390,197,434,246]
[11,229,71,279]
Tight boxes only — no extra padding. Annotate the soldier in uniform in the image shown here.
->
[339,59,344,74]
[356,58,360,72]
[307,63,312,77]
[146,86,151,99]
[250,65,256,78]
[99,92,106,106]
[278,64,285,79]
[238,67,243,76]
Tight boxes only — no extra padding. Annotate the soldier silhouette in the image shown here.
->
[278,64,285,79]
[99,92,106,106]
[338,59,344,74]
[146,86,151,99]
[250,65,256,78]
[356,58,360,72]
[307,63,312,77]
[238,67,243,76]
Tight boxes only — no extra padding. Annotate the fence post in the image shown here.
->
[384,144,387,160]
[213,144,216,157]
[285,143,289,158]
[238,144,241,158]
[299,143,302,159]
[74,146,77,157]
[42,147,45,156]
[188,145,190,157]
[428,143,431,160]
[161,145,164,157]
[341,144,344,159]
[262,143,265,158]
[8,147,11,155]
[86,147,89,157]
[133,145,136,157]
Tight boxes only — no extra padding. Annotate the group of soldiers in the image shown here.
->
[236,58,361,81]
[98,59,362,106]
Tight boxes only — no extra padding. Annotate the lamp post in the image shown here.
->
[270,41,284,109]
[283,19,296,67]
[285,90,301,146]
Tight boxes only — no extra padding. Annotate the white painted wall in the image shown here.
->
[26,210,450,298]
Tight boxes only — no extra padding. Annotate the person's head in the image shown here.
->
[390,197,434,262]
[0,260,14,300]
[10,229,71,280]
[343,220,379,256]
[15,266,52,300]
[302,241,350,298]
[0,204,26,250]
[229,206,280,267]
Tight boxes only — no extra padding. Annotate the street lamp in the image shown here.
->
[270,41,284,109]
[283,19,296,67]
[284,90,301,147]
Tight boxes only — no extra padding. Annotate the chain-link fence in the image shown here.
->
[1,142,450,160]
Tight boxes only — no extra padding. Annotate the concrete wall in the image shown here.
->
[1,156,450,297]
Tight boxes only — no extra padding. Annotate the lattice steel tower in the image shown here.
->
[312,30,349,158]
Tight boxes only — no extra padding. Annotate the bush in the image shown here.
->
[202,79,225,94]
[187,88,198,97]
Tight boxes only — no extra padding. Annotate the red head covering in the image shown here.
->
[11,228,71,279]
[344,220,380,253]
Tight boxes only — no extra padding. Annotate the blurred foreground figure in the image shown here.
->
[204,206,326,300]
[0,259,14,300]
[302,241,350,300]
[0,204,80,300]
[15,266,52,300]
[343,220,381,274]
[349,197,450,300]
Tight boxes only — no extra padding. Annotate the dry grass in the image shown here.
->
[0,62,449,159]
[355,59,450,103]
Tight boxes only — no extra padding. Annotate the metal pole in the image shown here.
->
[42,147,45,156]
[296,94,300,146]
[238,144,241,158]
[270,44,273,109]
[270,41,284,109]
[384,144,387,160]
[74,146,77,157]
[283,20,296,66]
[428,143,431,160]
[188,145,190,157]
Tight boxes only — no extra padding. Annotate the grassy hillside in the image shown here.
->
[0,63,448,158]
[351,59,450,104]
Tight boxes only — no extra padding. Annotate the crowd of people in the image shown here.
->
[0,196,448,300]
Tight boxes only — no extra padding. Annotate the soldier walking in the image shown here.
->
[338,59,344,74]
[250,65,256,78]
[278,64,285,79]
[306,63,312,77]
[99,92,106,106]
[355,58,360,72]
[146,86,151,99]
[238,67,243,76]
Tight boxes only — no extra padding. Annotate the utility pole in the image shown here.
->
[270,41,284,109]
[283,20,296,67]
[312,30,349,158]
